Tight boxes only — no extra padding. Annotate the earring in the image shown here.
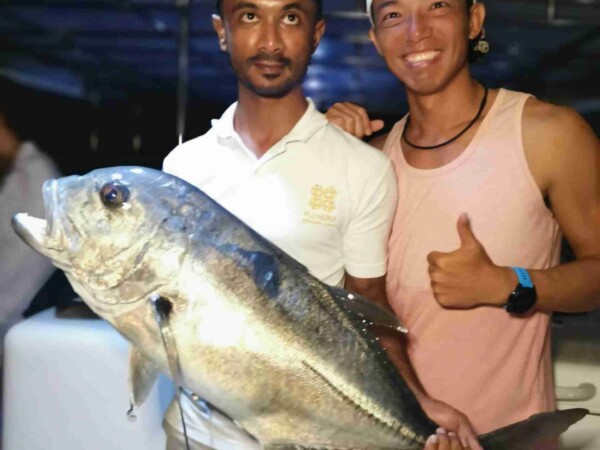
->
[474,28,490,54]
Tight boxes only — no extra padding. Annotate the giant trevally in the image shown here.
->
[12,166,586,449]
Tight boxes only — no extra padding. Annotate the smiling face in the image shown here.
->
[369,0,484,96]
[213,0,325,98]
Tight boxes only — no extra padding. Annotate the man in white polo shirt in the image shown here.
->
[161,0,478,449]
[163,97,395,288]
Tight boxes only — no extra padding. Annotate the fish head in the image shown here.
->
[12,166,190,316]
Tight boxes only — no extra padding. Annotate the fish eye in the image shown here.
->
[100,183,130,208]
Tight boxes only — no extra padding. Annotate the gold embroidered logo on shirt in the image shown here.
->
[309,185,337,212]
[303,185,337,226]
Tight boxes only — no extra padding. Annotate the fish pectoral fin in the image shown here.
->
[327,286,407,333]
[128,346,160,408]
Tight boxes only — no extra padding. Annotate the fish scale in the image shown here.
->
[11,166,588,450]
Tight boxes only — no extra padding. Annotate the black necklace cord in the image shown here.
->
[402,86,489,150]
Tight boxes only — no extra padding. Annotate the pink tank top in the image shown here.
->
[384,89,561,434]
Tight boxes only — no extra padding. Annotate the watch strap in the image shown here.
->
[510,267,533,288]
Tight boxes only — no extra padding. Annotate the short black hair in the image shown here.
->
[216,0,323,20]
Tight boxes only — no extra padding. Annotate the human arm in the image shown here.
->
[344,274,481,450]
[326,103,389,149]
[327,102,384,138]
[523,102,600,312]
[344,273,436,406]
[344,274,428,400]
[426,101,600,313]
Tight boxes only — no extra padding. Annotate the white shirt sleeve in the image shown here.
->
[343,161,398,279]
[162,146,180,175]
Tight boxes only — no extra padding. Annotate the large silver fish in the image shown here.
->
[12,167,585,449]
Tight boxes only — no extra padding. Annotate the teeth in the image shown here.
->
[405,51,440,63]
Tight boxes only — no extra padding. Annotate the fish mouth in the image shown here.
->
[12,179,69,268]
[12,213,49,254]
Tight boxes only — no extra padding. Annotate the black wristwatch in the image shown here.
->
[504,267,537,315]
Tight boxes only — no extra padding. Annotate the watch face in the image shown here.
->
[506,284,537,314]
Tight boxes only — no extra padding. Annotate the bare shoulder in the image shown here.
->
[523,97,597,150]
[522,97,598,192]
[368,132,390,151]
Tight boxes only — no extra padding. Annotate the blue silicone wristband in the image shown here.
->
[510,267,533,288]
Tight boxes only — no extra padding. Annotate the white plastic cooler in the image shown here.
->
[2,308,174,450]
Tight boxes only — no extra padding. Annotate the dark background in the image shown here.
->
[1,0,598,315]
[0,0,598,175]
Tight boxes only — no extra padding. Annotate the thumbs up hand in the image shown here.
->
[427,214,516,309]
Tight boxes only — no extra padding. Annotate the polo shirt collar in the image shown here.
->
[213,98,327,145]
[212,102,238,140]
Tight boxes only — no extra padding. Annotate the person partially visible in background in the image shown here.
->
[0,86,60,359]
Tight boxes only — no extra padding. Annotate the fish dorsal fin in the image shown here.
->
[327,286,407,333]
[128,346,160,409]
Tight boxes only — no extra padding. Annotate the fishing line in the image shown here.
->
[176,388,191,450]
[150,295,191,450]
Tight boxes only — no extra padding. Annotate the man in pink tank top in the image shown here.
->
[327,0,600,438]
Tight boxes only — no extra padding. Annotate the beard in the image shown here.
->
[232,51,309,99]
[239,74,298,98]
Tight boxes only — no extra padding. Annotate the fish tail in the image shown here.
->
[478,408,588,450]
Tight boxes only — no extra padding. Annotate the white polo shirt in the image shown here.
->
[162,100,397,449]
[163,100,397,287]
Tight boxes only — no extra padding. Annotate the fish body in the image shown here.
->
[12,166,586,449]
